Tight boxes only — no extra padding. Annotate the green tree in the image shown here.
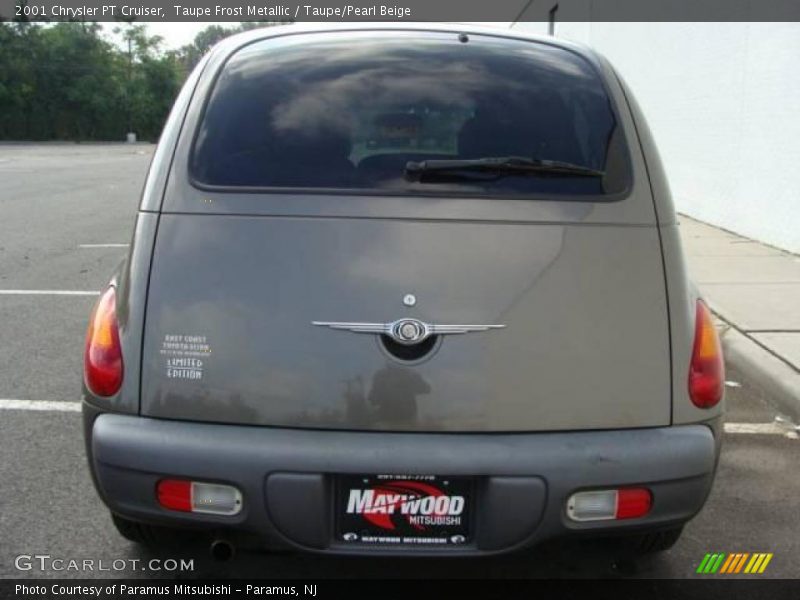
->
[34,22,124,139]
[114,22,183,139]
[180,24,229,69]
[0,20,287,141]
[179,21,289,70]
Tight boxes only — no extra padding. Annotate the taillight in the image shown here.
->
[84,286,123,397]
[156,479,192,512]
[157,480,243,515]
[566,487,653,521]
[615,488,653,519]
[689,299,724,408]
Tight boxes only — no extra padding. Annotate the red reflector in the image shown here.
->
[615,488,652,519]
[83,286,123,397]
[689,300,724,408]
[157,479,192,512]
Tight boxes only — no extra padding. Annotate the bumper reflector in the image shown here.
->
[566,487,652,522]
[157,480,242,516]
[615,488,652,519]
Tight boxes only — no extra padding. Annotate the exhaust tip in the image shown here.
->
[210,539,235,562]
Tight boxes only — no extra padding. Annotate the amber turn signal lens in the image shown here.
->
[84,286,123,397]
[689,300,724,408]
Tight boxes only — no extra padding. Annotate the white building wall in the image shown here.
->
[512,21,800,253]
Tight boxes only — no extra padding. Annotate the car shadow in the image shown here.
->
[128,537,670,580]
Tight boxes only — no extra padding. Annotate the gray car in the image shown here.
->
[82,23,725,558]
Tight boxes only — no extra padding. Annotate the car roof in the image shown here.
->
[207,22,602,67]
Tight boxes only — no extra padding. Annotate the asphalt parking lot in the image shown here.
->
[0,144,798,580]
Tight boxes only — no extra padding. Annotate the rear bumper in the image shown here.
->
[86,410,720,556]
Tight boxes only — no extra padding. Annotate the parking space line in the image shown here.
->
[0,290,98,296]
[724,422,799,438]
[0,396,797,438]
[0,399,81,412]
[78,244,129,248]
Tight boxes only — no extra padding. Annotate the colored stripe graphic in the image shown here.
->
[698,553,727,574]
[745,554,761,573]
[705,552,774,575]
[734,553,749,573]
[758,554,773,573]
[722,553,741,573]
[696,554,712,574]
[710,553,726,573]
[719,553,736,573]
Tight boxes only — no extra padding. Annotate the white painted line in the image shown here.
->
[0,290,98,296]
[0,399,81,412]
[78,243,129,248]
[725,422,799,439]
[725,422,783,434]
[1,398,797,437]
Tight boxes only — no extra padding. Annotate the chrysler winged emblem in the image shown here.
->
[312,318,505,346]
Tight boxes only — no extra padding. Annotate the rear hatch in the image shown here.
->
[139,30,670,432]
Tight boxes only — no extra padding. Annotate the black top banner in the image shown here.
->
[3,0,800,22]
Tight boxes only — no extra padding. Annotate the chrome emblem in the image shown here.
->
[312,318,505,346]
[394,319,425,344]
[403,294,417,307]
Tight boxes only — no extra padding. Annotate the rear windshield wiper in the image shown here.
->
[404,156,605,181]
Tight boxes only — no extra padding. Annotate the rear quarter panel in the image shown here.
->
[610,61,724,423]
[83,57,209,413]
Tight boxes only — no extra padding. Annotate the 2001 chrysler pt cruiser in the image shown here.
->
[82,23,724,558]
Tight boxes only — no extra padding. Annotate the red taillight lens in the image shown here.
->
[688,300,724,408]
[615,488,653,519]
[157,479,192,512]
[84,286,123,397]
[157,479,243,515]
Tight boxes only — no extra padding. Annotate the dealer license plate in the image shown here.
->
[336,474,473,546]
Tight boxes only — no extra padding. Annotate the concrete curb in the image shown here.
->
[719,325,800,423]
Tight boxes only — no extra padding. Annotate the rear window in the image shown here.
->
[191,31,631,198]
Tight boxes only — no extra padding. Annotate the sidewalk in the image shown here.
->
[679,215,800,420]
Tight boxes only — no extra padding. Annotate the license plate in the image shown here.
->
[336,474,472,546]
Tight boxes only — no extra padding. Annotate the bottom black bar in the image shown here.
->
[2,579,799,600]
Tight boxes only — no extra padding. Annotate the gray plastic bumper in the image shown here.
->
[88,412,718,555]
